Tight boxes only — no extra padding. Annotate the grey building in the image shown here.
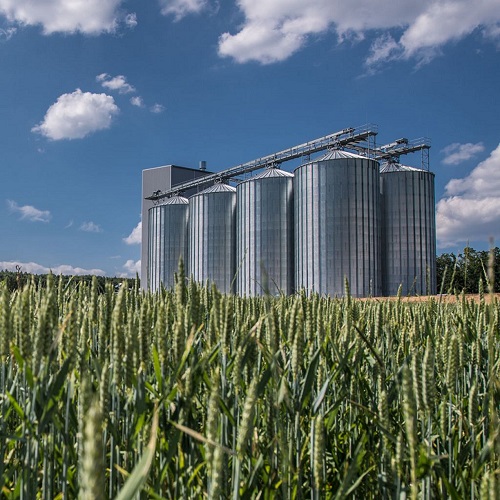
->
[141,165,211,288]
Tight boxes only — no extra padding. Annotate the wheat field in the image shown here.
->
[0,266,499,499]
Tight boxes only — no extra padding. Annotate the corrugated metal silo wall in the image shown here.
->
[188,184,236,293]
[141,165,212,290]
[294,157,382,297]
[236,169,294,296]
[147,196,189,292]
[381,170,436,296]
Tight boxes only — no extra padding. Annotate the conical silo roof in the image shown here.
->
[159,195,189,205]
[380,163,425,173]
[317,150,368,161]
[253,168,293,179]
[193,183,236,195]
[239,167,293,186]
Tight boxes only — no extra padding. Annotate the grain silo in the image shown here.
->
[236,167,294,296]
[380,163,436,296]
[147,196,189,291]
[188,183,236,293]
[294,150,381,297]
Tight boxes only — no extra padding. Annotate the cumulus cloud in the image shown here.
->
[437,143,500,247]
[130,96,145,107]
[159,0,208,20]
[150,103,165,113]
[398,1,497,59]
[219,21,306,64]
[215,0,500,65]
[120,259,141,277]
[32,89,119,140]
[123,221,141,244]
[7,200,51,222]
[441,142,485,165]
[80,221,103,233]
[0,260,105,276]
[0,0,126,35]
[96,73,136,94]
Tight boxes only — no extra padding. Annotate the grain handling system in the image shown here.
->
[146,123,430,201]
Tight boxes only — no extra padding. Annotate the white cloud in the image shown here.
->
[0,0,126,35]
[365,33,403,69]
[0,26,16,40]
[445,145,500,197]
[150,103,165,113]
[0,261,105,276]
[32,89,119,140]
[399,1,499,59]
[80,221,103,233]
[219,21,306,64]
[216,0,500,65]
[120,259,141,277]
[7,200,51,222]
[441,142,485,165]
[484,22,500,43]
[130,96,145,107]
[96,73,136,94]
[123,221,142,244]
[437,143,500,247]
[125,13,138,28]
[159,0,208,20]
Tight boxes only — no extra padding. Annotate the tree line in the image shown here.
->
[0,270,128,293]
[1,246,499,295]
[436,246,500,294]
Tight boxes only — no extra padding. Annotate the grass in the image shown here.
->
[0,270,499,498]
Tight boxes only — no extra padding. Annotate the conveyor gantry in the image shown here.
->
[146,124,431,201]
[372,137,431,169]
[146,124,377,201]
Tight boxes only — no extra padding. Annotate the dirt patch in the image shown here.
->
[360,294,500,304]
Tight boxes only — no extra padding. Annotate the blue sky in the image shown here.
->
[1,0,500,277]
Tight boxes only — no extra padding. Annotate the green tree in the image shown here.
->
[436,246,500,294]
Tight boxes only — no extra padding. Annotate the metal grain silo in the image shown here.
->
[294,151,381,297]
[147,196,189,292]
[380,163,436,296]
[188,183,236,293]
[236,168,294,296]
